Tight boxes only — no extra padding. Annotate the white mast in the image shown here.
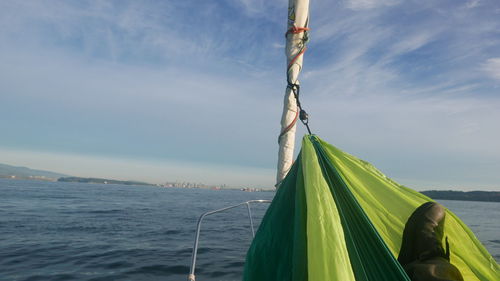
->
[277,0,310,185]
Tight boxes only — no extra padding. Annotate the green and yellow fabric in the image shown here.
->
[243,135,500,281]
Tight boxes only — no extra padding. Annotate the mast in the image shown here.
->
[277,0,310,185]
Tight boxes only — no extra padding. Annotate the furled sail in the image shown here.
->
[277,0,310,185]
[244,135,500,281]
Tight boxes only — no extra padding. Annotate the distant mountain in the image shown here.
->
[0,163,68,180]
[422,190,500,203]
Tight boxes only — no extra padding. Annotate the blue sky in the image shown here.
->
[0,0,499,190]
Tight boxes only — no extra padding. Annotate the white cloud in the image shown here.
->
[272,42,285,49]
[233,0,286,17]
[344,0,400,10]
[0,1,273,70]
[307,93,500,190]
[236,0,265,15]
[389,31,438,57]
[1,0,500,190]
[466,0,481,9]
[297,2,500,189]
[482,58,500,80]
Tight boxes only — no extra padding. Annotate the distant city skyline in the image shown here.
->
[1,1,499,190]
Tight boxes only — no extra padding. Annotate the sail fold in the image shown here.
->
[277,0,310,184]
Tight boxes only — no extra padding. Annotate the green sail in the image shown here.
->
[243,135,500,281]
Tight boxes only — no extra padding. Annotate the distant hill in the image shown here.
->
[422,190,500,203]
[58,177,154,186]
[0,163,67,180]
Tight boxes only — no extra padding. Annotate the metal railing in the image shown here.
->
[187,199,272,281]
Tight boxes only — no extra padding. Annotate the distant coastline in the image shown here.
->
[421,190,500,203]
[1,162,499,202]
[0,163,67,181]
[58,177,154,186]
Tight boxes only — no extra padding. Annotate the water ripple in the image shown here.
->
[1,180,498,281]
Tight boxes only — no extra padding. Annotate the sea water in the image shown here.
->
[0,179,498,281]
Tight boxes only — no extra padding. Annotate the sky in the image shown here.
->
[0,0,499,190]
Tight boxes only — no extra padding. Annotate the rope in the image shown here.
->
[285,26,310,36]
[279,24,312,143]
[287,47,307,69]
[278,108,299,140]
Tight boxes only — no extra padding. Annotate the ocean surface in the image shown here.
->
[1,179,499,281]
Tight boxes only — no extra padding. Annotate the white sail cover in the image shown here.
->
[277,0,310,185]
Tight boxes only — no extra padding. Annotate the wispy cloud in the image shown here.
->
[388,31,438,57]
[344,0,401,11]
[307,93,500,189]
[482,58,500,80]
[465,0,481,9]
[0,0,285,75]
[0,0,499,189]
